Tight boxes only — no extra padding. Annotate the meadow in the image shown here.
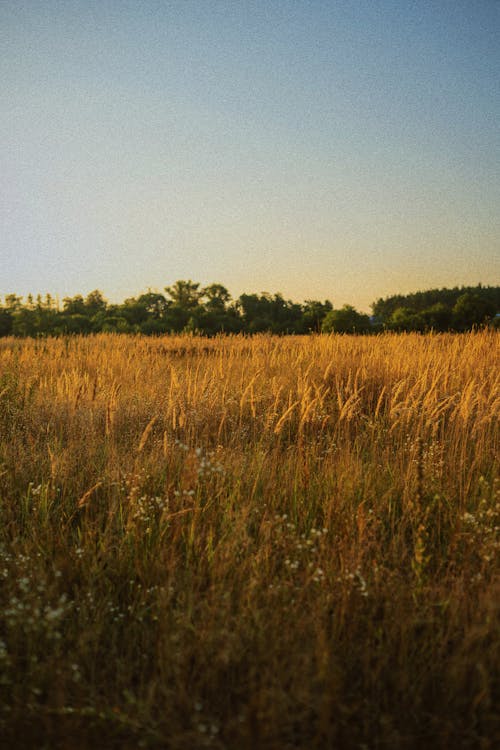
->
[0,331,498,749]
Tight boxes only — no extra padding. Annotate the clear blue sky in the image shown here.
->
[1,0,499,311]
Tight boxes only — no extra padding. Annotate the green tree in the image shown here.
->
[421,303,452,332]
[202,284,231,313]
[163,281,203,332]
[388,307,424,332]
[85,290,107,316]
[237,292,303,333]
[136,292,169,319]
[12,307,37,337]
[322,305,371,334]
[165,280,202,310]
[63,295,86,316]
[31,293,60,335]
[0,307,13,336]
[61,314,93,334]
[389,307,424,331]
[302,300,333,332]
[372,284,500,326]
[4,294,22,312]
[190,285,242,334]
[452,293,496,331]
[101,316,131,333]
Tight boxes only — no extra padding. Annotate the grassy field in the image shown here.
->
[0,331,498,749]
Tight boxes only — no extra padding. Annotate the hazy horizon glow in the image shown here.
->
[1,0,499,312]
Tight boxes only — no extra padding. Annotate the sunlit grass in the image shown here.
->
[0,331,498,748]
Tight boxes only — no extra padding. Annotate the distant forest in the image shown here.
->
[0,283,498,337]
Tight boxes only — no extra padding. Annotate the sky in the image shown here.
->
[1,0,499,312]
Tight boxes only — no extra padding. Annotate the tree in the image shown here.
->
[101,316,131,333]
[136,292,169,319]
[1,282,498,337]
[11,307,37,337]
[183,284,242,334]
[31,293,59,335]
[63,295,86,316]
[61,314,93,334]
[388,307,424,332]
[85,290,107,316]
[121,293,168,328]
[237,292,304,333]
[322,305,371,334]
[165,280,202,310]
[202,284,231,313]
[302,300,333,332]
[0,307,13,336]
[421,303,452,332]
[163,281,203,332]
[452,293,496,331]
[372,285,500,327]
[4,294,22,312]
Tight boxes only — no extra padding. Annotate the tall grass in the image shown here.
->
[0,332,498,748]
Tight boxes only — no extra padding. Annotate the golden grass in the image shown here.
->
[0,331,499,748]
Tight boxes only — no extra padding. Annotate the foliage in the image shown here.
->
[1,283,499,337]
[452,292,497,331]
[373,284,499,331]
[322,304,371,333]
[0,308,13,336]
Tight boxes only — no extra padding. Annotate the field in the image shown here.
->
[0,331,498,749]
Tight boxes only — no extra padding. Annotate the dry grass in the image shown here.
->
[0,331,498,749]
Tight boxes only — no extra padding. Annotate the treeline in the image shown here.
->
[0,282,498,337]
[372,284,500,331]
